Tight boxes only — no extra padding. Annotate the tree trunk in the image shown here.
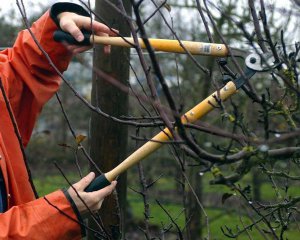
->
[186,56,213,239]
[60,85,68,147]
[187,170,203,239]
[88,1,131,239]
[252,169,262,201]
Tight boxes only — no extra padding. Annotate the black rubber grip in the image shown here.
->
[53,30,91,46]
[84,174,111,192]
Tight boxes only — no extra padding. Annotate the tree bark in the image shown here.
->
[89,1,131,239]
[252,169,262,201]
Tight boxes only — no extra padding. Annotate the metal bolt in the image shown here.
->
[217,46,222,51]
[250,57,256,64]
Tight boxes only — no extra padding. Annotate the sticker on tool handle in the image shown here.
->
[200,44,211,54]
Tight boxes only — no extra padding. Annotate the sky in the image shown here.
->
[0,0,298,39]
[1,0,95,8]
[0,0,296,19]
[0,1,95,17]
[0,0,293,14]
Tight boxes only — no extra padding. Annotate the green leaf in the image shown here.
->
[211,166,222,177]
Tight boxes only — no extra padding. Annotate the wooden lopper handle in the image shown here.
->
[54,30,228,57]
[85,81,237,192]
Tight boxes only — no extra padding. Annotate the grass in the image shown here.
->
[33,173,300,239]
[33,174,79,196]
[128,192,300,239]
[260,182,300,200]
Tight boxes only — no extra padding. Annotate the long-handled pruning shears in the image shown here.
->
[54,30,278,192]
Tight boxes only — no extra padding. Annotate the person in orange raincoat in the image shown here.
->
[0,2,117,239]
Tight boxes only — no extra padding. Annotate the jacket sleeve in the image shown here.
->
[0,190,83,239]
[0,3,90,239]
[0,4,81,146]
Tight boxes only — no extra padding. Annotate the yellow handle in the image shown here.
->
[90,36,228,57]
[105,81,237,181]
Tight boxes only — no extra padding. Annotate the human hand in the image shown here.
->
[67,172,117,216]
[57,12,118,54]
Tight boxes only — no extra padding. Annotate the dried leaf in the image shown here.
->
[41,130,51,135]
[58,143,72,148]
[242,185,252,195]
[76,134,87,144]
[222,193,233,204]
[164,3,171,12]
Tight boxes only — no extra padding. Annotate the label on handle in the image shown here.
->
[200,44,211,54]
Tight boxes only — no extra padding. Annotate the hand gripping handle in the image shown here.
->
[84,174,111,192]
[53,30,91,46]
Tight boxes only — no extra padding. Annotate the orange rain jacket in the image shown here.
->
[0,5,85,240]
